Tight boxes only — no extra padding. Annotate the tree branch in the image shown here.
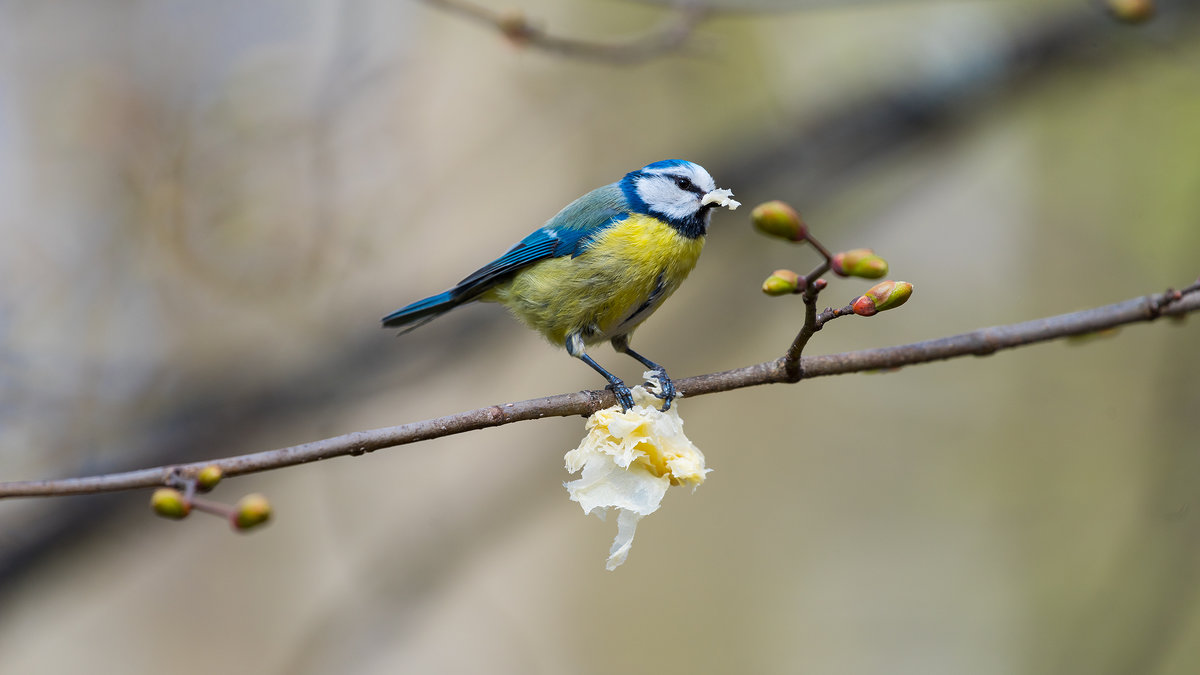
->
[2,280,1196,499]
[420,0,710,65]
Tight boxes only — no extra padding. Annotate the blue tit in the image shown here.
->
[382,159,740,411]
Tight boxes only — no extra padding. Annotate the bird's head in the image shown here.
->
[619,160,740,237]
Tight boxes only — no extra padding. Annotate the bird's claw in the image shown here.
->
[643,367,676,411]
[606,382,636,412]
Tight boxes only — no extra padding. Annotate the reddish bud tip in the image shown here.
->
[851,295,878,317]
[762,269,802,296]
[751,201,808,242]
[854,280,913,317]
[151,488,191,520]
[813,278,828,291]
[232,494,272,532]
[831,249,889,279]
[196,465,223,492]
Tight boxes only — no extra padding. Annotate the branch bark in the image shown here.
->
[2,282,1196,499]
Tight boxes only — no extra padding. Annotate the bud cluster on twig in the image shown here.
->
[150,465,271,533]
[750,199,914,379]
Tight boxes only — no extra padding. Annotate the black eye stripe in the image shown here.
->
[671,175,703,195]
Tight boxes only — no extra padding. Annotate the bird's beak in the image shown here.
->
[701,188,741,210]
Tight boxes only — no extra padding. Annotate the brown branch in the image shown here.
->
[420,0,710,65]
[2,280,1196,499]
[784,230,835,378]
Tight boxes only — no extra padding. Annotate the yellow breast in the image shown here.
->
[486,215,705,347]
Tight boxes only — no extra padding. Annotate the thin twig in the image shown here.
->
[815,304,856,327]
[420,0,711,65]
[2,281,1195,499]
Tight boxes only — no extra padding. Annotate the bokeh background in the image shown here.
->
[1,1,1199,673]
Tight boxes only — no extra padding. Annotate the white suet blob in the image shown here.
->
[701,188,740,210]
[564,383,710,570]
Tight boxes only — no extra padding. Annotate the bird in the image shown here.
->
[381,159,740,411]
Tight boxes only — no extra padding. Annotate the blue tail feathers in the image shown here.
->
[381,290,462,331]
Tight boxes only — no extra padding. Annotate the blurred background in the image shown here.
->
[1,0,1198,673]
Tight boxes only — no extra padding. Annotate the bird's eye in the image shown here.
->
[673,176,694,191]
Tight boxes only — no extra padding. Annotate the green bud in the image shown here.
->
[151,488,191,519]
[751,201,807,242]
[831,249,888,279]
[852,280,913,316]
[1105,0,1155,24]
[762,269,802,296]
[232,494,272,531]
[196,465,223,492]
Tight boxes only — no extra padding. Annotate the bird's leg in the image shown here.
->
[567,334,634,411]
[611,334,675,411]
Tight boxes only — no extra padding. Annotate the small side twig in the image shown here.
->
[783,230,836,380]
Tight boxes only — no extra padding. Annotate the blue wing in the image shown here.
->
[450,183,628,293]
[382,183,628,329]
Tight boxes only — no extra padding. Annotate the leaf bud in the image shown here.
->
[196,464,223,492]
[751,201,807,242]
[1105,0,1155,24]
[151,488,191,519]
[831,249,888,279]
[852,280,913,317]
[762,269,802,296]
[232,494,272,532]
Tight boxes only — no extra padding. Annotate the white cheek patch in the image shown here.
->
[637,178,697,222]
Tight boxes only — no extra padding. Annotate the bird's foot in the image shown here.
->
[642,368,676,411]
[606,381,636,412]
